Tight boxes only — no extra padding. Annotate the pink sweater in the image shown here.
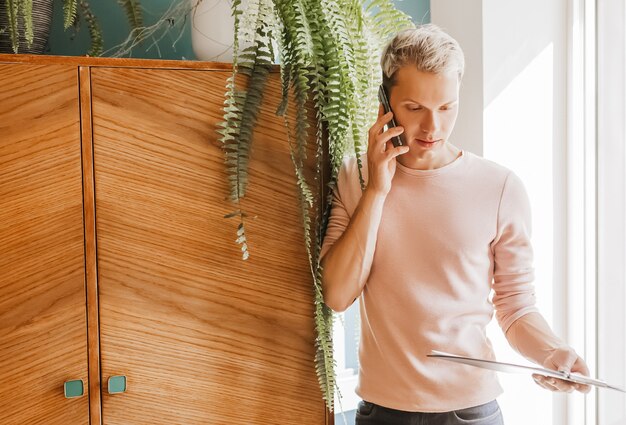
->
[320,150,540,412]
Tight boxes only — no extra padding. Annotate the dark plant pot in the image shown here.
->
[0,0,54,54]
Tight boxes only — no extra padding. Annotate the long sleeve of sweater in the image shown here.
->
[320,156,383,312]
[490,171,540,332]
[505,312,566,365]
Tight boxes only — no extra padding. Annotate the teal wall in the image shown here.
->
[47,0,195,59]
[394,0,430,25]
[47,0,429,59]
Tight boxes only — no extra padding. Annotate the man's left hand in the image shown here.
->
[532,346,592,393]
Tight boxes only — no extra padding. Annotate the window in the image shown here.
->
[333,303,360,425]
[331,1,619,424]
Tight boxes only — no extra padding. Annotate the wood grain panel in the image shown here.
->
[0,64,89,424]
[91,67,326,424]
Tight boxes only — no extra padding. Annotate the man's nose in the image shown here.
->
[421,111,439,135]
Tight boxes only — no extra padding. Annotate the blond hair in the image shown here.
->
[380,24,465,88]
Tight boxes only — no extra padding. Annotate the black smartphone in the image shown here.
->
[378,84,404,147]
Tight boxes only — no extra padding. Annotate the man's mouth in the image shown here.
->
[416,139,438,145]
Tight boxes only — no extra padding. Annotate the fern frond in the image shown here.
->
[236,220,250,260]
[117,0,143,34]
[19,0,33,46]
[285,109,336,411]
[313,279,337,409]
[79,1,103,56]
[221,0,275,202]
[364,0,414,49]
[217,0,278,259]
[63,0,78,29]
[6,0,19,53]
[231,0,243,63]
[276,63,291,116]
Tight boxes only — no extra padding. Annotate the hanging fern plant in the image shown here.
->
[216,0,415,411]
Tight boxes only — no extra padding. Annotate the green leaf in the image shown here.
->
[6,0,19,53]
[224,211,241,219]
[79,1,103,56]
[63,0,78,29]
[19,0,33,46]
[117,0,143,33]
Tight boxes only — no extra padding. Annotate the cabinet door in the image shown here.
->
[91,67,326,424]
[0,64,89,424]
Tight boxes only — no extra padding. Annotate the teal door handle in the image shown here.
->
[108,375,127,394]
[64,379,84,398]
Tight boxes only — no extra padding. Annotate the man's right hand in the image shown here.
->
[366,105,410,196]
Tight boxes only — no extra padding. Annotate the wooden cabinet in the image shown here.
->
[0,56,328,425]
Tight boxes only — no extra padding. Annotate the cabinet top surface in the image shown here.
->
[0,53,280,72]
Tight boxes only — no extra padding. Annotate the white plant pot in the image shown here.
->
[190,0,242,62]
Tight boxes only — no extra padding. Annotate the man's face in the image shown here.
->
[388,66,460,157]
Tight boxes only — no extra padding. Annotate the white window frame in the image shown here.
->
[567,0,598,424]
[596,0,626,423]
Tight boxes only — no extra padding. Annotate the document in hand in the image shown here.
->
[427,350,625,393]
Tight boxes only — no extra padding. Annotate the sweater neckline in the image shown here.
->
[395,150,467,177]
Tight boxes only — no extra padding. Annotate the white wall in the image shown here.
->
[430,0,483,156]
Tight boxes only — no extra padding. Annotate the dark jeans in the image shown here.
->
[355,399,504,425]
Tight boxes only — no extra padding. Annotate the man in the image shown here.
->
[320,24,590,425]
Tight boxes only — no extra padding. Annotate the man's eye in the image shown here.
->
[409,106,423,111]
